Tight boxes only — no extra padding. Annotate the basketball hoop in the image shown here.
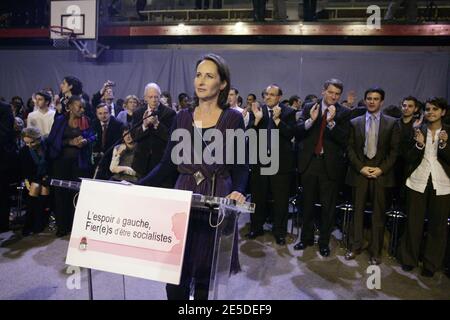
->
[49,1,107,59]
[49,24,108,59]
[50,25,76,48]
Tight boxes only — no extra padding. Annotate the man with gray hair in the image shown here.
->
[131,82,176,185]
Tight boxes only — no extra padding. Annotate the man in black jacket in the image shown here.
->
[247,84,296,245]
[392,96,422,208]
[131,83,176,186]
[0,100,16,233]
[294,78,350,257]
[92,103,124,179]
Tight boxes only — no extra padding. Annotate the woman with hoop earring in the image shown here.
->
[139,53,248,300]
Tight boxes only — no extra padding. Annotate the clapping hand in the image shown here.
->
[272,106,281,120]
[439,130,448,144]
[413,114,423,129]
[101,80,115,95]
[327,105,336,123]
[347,90,356,107]
[310,103,319,121]
[251,102,263,125]
[414,129,425,146]
[242,107,248,118]
[149,115,159,129]
[143,110,159,129]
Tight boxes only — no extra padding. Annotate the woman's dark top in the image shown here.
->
[139,107,248,197]
[61,125,82,159]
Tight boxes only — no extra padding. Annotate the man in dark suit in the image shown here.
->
[392,96,422,208]
[92,80,123,117]
[247,84,296,245]
[131,83,176,186]
[345,87,400,265]
[92,103,124,179]
[0,100,17,233]
[294,78,350,256]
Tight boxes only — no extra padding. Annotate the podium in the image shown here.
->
[190,194,255,300]
[51,179,255,300]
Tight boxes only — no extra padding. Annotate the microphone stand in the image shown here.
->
[86,110,157,300]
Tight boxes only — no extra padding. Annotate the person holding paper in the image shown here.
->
[139,53,248,300]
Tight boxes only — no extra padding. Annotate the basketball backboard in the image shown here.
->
[50,0,98,40]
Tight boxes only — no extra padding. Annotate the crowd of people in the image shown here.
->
[1,54,450,300]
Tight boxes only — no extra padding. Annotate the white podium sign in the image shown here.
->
[66,179,192,285]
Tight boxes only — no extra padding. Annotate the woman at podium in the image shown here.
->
[139,53,248,300]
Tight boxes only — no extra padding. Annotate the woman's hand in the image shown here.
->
[124,167,136,176]
[414,129,425,146]
[71,136,87,148]
[439,130,448,143]
[117,144,127,155]
[79,138,87,147]
[226,191,246,204]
